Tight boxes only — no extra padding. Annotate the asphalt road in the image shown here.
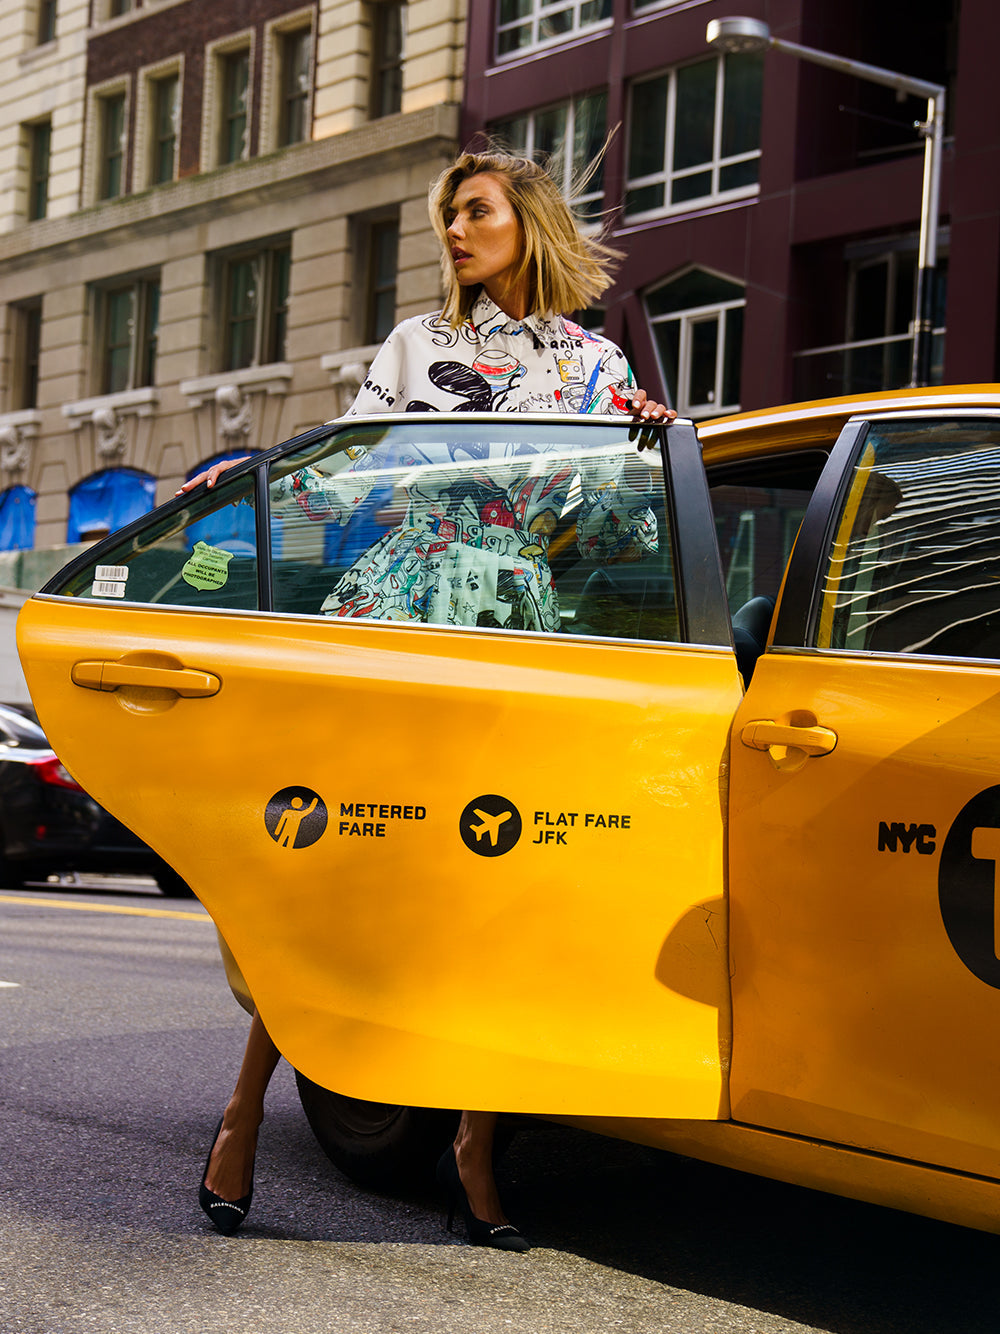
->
[0,881,997,1334]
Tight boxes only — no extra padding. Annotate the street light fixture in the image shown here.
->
[707,17,946,388]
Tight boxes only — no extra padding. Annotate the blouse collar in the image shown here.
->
[469,293,558,346]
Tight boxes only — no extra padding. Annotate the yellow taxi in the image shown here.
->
[16,387,1000,1233]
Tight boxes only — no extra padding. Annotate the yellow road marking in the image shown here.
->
[0,893,211,922]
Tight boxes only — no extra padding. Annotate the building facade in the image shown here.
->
[0,0,463,561]
[462,0,999,417]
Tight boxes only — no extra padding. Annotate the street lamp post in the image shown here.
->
[706,16,946,388]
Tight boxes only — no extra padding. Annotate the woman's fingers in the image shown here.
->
[630,389,676,423]
[174,456,249,496]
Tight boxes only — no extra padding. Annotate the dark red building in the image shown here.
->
[461,0,999,416]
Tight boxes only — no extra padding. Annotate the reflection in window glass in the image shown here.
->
[817,418,1000,659]
[269,420,676,643]
[55,473,258,610]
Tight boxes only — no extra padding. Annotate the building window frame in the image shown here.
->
[202,30,255,171]
[9,300,43,412]
[25,119,52,221]
[625,52,762,222]
[216,241,292,373]
[260,10,314,154]
[92,275,160,397]
[84,77,131,205]
[368,0,404,119]
[491,91,608,222]
[646,268,745,419]
[135,57,183,188]
[357,215,399,345]
[37,0,57,45]
[497,0,612,61]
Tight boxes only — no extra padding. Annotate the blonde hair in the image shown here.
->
[428,146,622,327]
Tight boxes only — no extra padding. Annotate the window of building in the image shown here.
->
[95,277,160,395]
[67,468,156,545]
[363,219,399,344]
[497,0,611,59]
[37,0,57,44]
[220,47,251,164]
[492,91,608,221]
[151,73,180,183]
[220,243,291,371]
[369,1,404,118]
[626,52,763,218]
[26,120,51,221]
[110,0,135,14]
[278,27,312,145]
[646,269,744,418]
[10,301,42,411]
[0,487,36,552]
[98,91,127,199]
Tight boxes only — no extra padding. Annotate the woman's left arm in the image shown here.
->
[628,389,676,424]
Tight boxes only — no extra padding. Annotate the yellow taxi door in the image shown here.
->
[729,410,1000,1180]
[18,415,742,1120]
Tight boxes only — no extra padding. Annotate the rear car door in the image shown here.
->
[729,409,1000,1180]
[18,414,743,1119]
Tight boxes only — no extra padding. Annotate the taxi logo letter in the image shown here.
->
[938,786,1000,989]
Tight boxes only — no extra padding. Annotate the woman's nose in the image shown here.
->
[447,216,462,240]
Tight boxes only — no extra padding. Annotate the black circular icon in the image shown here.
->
[459,794,522,857]
[265,787,328,850]
[939,785,1000,988]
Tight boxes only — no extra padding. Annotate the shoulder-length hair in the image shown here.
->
[428,146,622,328]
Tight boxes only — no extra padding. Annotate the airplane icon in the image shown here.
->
[468,807,512,847]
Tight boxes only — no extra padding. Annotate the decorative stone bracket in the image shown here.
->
[62,388,159,460]
[180,364,292,448]
[321,345,377,417]
[0,410,40,479]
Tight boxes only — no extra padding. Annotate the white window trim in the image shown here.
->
[647,284,745,419]
[496,0,612,62]
[135,55,184,189]
[83,76,131,208]
[490,92,607,222]
[625,56,761,223]
[201,29,256,172]
[259,8,314,157]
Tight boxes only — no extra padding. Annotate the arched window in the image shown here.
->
[0,486,36,551]
[67,468,157,543]
[184,451,257,555]
[646,268,745,418]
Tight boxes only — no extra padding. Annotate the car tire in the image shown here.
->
[153,860,196,898]
[294,1071,458,1190]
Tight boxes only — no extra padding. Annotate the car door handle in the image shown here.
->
[740,720,838,757]
[72,660,221,698]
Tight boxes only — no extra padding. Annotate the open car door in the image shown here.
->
[18,414,742,1119]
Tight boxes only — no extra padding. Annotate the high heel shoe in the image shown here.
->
[435,1145,530,1252]
[198,1119,254,1235]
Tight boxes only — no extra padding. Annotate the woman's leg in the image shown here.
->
[203,1008,281,1201]
[452,1110,507,1225]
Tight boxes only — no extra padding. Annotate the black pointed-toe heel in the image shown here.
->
[435,1145,530,1252]
[198,1119,254,1236]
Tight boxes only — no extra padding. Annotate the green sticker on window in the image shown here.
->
[182,541,235,591]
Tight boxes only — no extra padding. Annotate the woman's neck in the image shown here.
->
[484,278,531,322]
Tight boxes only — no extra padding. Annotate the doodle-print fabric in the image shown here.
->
[273,295,658,631]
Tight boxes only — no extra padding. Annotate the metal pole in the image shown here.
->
[911,92,945,387]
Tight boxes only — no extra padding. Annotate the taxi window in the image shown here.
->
[50,474,259,610]
[268,419,679,643]
[815,416,1000,659]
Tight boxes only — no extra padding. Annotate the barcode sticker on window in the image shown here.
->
[91,580,126,598]
[95,565,129,582]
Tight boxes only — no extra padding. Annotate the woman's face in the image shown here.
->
[445,173,525,307]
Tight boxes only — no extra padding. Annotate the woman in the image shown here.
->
[187,146,674,1249]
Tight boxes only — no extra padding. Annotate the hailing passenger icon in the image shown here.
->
[264,787,328,850]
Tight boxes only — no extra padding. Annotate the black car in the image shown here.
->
[0,703,191,895]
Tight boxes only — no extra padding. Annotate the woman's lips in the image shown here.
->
[452,249,471,264]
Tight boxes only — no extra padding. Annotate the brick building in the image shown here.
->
[462,0,998,416]
[0,0,462,560]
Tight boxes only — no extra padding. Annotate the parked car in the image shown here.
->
[0,699,191,895]
[16,388,1000,1235]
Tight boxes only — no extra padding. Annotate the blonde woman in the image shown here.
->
[190,147,673,1249]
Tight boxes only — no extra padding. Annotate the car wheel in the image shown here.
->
[153,860,195,898]
[294,1071,458,1190]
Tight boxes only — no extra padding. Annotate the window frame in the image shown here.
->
[9,300,43,412]
[646,270,745,419]
[496,0,613,62]
[26,118,52,221]
[490,91,608,222]
[37,0,57,44]
[202,31,256,171]
[625,52,762,222]
[92,275,160,396]
[260,10,314,154]
[216,240,292,373]
[368,0,404,119]
[361,216,399,345]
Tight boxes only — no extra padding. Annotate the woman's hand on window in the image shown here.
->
[175,457,249,495]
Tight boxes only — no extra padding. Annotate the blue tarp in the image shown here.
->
[67,469,157,543]
[0,486,36,551]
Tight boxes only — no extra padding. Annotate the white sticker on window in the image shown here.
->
[95,565,129,582]
[91,580,127,598]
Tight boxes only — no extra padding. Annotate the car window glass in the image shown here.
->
[268,419,679,643]
[815,416,1000,659]
[50,475,259,611]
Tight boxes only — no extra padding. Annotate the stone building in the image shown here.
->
[0,0,463,562]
